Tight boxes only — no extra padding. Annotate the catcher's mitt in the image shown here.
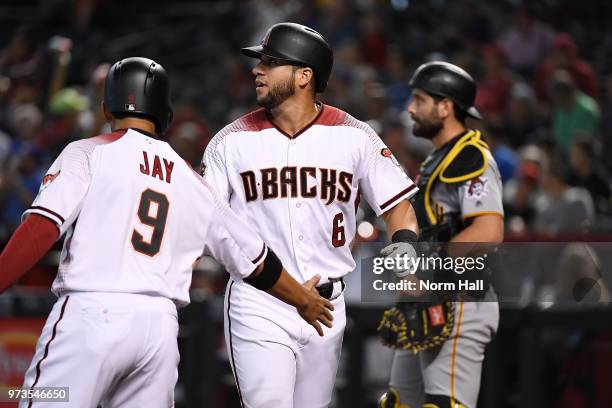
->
[377,301,455,354]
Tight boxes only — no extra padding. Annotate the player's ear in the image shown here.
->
[102,101,113,122]
[102,101,117,130]
[438,98,452,119]
[296,66,315,90]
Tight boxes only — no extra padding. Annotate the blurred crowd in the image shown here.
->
[0,0,611,247]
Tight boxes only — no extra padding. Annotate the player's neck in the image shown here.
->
[112,118,158,137]
[267,97,320,137]
[431,120,467,149]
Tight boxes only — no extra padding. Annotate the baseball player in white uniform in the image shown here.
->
[0,57,333,408]
[202,23,420,407]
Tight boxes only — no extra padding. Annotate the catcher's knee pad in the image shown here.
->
[378,387,410,408]
[423,394,466,408]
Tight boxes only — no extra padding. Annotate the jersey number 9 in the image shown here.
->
[131,189,170,256]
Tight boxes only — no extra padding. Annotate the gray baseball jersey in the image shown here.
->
[429,149,504,221]
[388,131,503,408]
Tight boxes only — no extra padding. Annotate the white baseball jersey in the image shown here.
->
[202,104,417,282]
[24,128,267,307]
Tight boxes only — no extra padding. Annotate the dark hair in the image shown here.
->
[453,104,467,123]
[432,94,467,124]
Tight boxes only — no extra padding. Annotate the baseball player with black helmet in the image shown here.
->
[0,57,333,407]
[377,62,503,408]
[202,22,420,407]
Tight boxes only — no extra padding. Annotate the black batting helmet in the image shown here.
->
[409,61,482,120]
[241,22,333,93]
[104,57,173,133]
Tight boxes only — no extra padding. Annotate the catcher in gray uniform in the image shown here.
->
[377,61,503,408]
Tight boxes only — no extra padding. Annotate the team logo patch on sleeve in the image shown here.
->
[465,176,488,200]
[40,171,60,191]
[380,148,400,166]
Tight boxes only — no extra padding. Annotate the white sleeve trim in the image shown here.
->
[23,206,64,227]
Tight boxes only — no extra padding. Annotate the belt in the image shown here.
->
[316,278,345,300]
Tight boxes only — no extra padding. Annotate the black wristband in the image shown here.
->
[245,249,283,291]
[391,229,418,243]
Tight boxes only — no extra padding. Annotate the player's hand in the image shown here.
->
[380,242,418,277]
[380,243,429,298]
[299,275,334,337]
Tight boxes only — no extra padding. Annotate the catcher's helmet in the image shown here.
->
[241,22,333,93]
[409,61,482,120]
[104,57,173,133]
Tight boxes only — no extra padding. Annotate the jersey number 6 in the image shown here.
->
[332,212,346,247]
[131,189,170,256]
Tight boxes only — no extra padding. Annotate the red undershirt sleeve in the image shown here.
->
[0,214,59,293]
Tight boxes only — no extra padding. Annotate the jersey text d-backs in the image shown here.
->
[24,129,267,306]
[203,105,418,282]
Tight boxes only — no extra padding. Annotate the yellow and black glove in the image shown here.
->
[377,301,455,354]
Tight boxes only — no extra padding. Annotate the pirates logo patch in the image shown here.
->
[465,176,488,200]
